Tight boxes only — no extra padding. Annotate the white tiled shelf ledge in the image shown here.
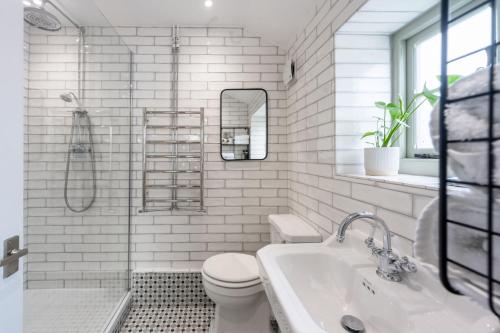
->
[336,173,439,191]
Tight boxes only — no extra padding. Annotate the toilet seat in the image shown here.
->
[202,271,261,289]
[202,253,261,289]
[201,253,272,333]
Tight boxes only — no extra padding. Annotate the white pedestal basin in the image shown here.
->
[257,230,500,333]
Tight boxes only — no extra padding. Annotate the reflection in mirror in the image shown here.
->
[220,89,267,160]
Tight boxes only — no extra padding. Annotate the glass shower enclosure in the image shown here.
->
[23,0,132,331]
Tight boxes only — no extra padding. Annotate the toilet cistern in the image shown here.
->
[336,212,417,282]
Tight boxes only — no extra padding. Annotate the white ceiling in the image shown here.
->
[56,0,325,49]
[339,0,440,34]
[53,0,110,27]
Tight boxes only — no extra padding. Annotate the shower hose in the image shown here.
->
[64,110,97,213]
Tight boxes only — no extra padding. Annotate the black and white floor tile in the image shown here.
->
[120,272,215,333]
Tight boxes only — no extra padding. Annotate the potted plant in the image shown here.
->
[361,76,460,176]
[361,98,414,176]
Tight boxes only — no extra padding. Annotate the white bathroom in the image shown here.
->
[0,0,498,332]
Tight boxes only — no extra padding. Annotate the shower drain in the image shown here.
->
[340,314,365,332]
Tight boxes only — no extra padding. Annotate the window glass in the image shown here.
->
[408,6,491,154]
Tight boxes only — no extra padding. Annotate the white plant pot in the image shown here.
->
[364,147,400,176]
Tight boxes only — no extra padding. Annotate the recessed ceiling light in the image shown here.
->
[32,0,43,6]
[22,0,32,6]
[204,0,213,8]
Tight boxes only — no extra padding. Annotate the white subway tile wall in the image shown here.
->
[286,0,438,256]
[24,0,441,287]
[335,33,391,175]
[127,27,288,271]
[25,25,132,288]
[25,25,288,286]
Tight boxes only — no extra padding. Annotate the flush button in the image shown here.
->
[340,315,365,332]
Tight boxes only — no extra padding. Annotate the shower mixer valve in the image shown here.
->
[70,143,91,155]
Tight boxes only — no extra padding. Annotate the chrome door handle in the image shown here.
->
[1,236,28,278]
[0,248,28,267]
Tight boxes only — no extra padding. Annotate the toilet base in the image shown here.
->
[209,292,272,333]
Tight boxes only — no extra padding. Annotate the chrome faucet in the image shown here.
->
[336,212,417,282]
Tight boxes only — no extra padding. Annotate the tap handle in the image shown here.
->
[396,256,417,273]
[364,238,381,256]
[365,238,390,257]
[388,252,399,261]
[364,237,375,249]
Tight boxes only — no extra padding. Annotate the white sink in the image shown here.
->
[257,230,500,333]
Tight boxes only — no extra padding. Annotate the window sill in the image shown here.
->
[335,173,439,191]
[399,158,439,177]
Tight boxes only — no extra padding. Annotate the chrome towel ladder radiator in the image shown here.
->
[141,107,205,212]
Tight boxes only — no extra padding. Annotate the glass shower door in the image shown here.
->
[22,0,132,331]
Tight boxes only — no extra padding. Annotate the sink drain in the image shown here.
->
[340,315,365,332]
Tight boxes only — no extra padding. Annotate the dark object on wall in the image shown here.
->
[439,0,500,317]
[220,89,268,161]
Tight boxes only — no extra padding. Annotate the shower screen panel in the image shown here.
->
[23,0,132,331]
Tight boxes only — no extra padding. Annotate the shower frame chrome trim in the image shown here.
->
[171,25,180,210]
[45,0,81,29]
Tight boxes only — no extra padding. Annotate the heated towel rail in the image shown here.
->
[141,107,205,212]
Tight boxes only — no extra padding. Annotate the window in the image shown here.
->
[403,4,492,159]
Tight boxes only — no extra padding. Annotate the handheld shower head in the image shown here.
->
[60,92,82,108]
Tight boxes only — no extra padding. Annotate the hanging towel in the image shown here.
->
[429,65,500,185]
[414,188,500,308]
[222,152,235,159]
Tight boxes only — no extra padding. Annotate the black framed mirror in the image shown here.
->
[220,88,268,161]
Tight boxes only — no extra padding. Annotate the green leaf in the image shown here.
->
[361,131,378,139]
[381,141,390,148]
[387,103,400,115]
[423,88,438,106]
[437,74,462,86]
[362,75,462,148]
[386,102,398,110]
[389,109,400,121]
[398,97,405,116]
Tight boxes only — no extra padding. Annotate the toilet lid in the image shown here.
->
[202,253,260,283]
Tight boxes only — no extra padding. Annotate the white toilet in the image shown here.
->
[202,214,322,333]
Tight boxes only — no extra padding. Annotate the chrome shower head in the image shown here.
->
[60,92,82,108]
[24,3,62,32]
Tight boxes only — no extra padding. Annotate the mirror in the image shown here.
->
[220,89,268,160]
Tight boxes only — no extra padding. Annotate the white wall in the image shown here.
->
[22,0,442,288]
[0,0,25,331]
[250,105,267,159]
[334,33,391,174]
[126,27,288,271]
[333,0,439,174]
[221,96,250,159]
[286,0,438,256]
[24,25,288,279]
